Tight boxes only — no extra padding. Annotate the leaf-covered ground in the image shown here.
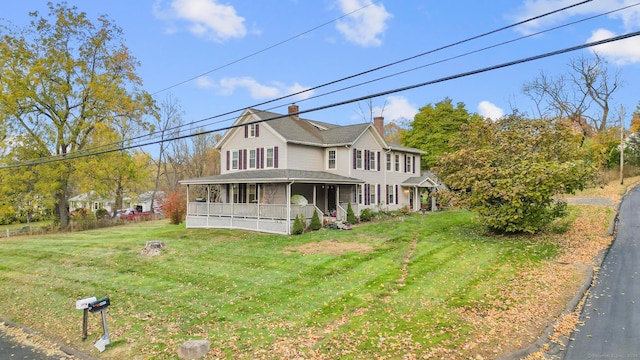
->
[0,178,633,359]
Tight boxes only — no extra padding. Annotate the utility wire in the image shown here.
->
[151,3,373,95]
[95,0,595,155]
[3,30,638,169]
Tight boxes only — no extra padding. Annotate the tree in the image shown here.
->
[523,53,620,135]
[346,202,356,224]
[402,98,481,169]
[436,112,596,234]
[0,3,154,229]
[310,209,322,231]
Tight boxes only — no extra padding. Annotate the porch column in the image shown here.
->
[286,182,292,234]
[230,184,235,226]
[257,184,261,231]
[313,185,317,207]
[186,185,190,215]
[336,186,340,208]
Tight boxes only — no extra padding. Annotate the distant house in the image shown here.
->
[69,190,166,215]
[179,106,443,234]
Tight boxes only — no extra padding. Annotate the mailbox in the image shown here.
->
[76,296,111,352]
[88,298,110,313]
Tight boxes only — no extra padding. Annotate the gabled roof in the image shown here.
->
[401,171,446,189]
[217,108,424,154]
[180,169,365,185]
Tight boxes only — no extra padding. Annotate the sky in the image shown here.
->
[3,0,640,153]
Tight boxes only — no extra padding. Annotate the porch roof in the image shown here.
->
[401,171,445,189]
[180,169,365,185]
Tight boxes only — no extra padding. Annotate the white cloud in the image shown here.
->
[478,101,505,120]
[587,28,640,65]
[508,0,640,35]
[197,76,315,100]
[153,0,247,42]
[373,96,418,122]
[335,0,392,47]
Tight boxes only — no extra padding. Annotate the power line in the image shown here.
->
[63,0,597,160]
[151,3,373,95]
[3,30,638,169]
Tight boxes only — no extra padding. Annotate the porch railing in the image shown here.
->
[187,202,321,220]
[337,202,358,221]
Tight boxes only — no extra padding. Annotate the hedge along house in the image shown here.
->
[179,105,442,234]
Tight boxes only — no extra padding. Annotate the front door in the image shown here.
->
[327,185,336,213]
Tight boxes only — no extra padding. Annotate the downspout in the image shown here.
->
[385,148,391,212]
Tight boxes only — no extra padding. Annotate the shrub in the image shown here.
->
[346,202,356,224]
[360,208,372,222]
[310,209,322,231]
[95,208,109,219]
[162,191,187,225]
[292,214,306,235]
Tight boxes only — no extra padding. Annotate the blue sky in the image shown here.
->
[3,1,640,143]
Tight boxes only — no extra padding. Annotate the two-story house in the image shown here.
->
[180,105,442,234]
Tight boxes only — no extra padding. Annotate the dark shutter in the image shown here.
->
[395,185,399,204]
[353,148,357,169]
[274,146,279,168]
[365,150,369,170]
[413,156,416,173]
[255,124,259,137]
[260,148,264,169]
[365,184,370,205]
[377,184,381,204]
[226,151,230,171]
[244,125,248,138]
[404,155,408,173]
[238,150,243,169]
[243,150,247,170]
[377,152,381,171]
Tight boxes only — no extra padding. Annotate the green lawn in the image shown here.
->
[0,211,561,359]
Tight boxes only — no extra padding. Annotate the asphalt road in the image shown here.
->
[0,327,69,360]
[563,186,640,359]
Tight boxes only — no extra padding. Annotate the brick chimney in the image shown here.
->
[373,116,384,136]
[288,104,299,120]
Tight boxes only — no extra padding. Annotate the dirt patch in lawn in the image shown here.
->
[285,240,373,255]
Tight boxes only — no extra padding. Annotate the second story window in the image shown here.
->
[231,150,239,170]
[249,149,256,169]
[369,151,376,171]
[386,153,392,171]
[394,154,400,172]
[266,147,274,168]
[327,149,336,169]
[356,149,363,169]
[406,156,412,173]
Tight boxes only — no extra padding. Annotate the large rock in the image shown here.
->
[177,340,210,359]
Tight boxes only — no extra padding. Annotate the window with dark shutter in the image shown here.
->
[244,125,248,138]
[243,149,248,170]
[226,151,230,171]
[413,156,416,173]
[377,184,381,204]
[377,152,380,171]
[395,185,399,204]
[255,124,259,137]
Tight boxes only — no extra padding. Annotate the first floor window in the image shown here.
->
[369,184,376,205]
[388,185,394,204]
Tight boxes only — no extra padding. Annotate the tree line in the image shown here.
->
[1,3,637,234]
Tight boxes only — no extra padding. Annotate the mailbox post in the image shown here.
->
[76,296,111,352]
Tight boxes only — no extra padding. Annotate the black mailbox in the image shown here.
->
[88,297,110,313]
